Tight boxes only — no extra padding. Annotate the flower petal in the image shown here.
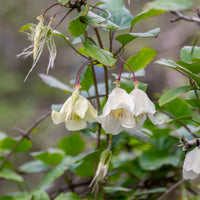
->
[65,119,87,131]
[85,103,98,122]
[51,110,65,125]
[73,96,88,119]
[148,114,164,125]
[130,88,155,116]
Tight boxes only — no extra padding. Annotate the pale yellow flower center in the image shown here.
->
[134,113,147,124]
[109,108,125,120]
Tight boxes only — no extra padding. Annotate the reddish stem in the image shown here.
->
[75,60,91,86]
[41,3,60,17]
[117,54,137,83]
[117,58,123,82]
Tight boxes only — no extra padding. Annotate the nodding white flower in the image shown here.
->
[90,149,112,192]
[51,86,97,131]
[96,86,136,135]
[130,83,162,129]
[18,15,57,81]
[183,147,200,180]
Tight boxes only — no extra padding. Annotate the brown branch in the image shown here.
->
[158,179,186,200]
[0,111,51,170]
[171,11,200,24]
[161,110,197,138]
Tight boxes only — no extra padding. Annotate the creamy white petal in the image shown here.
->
[96,115,124,135]
[65,119,87,131]
[73,96,88,119]
[85,103,98,123]
[148,114,164,125]
[51,110,65,125]
[102,87,134,116]
[183,147,200,180]
[130,88,155,116]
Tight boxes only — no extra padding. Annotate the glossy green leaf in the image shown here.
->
[98,0,133,29]
[58,133,85,156]
[69,18,87,37]
[80,11,118,31]
[159,86,193,106]
[0,169,24,183]
[39,73,73,93]
[80,66,93,91]
[31,149,65,165]
[32,191,50,200]
[19,160,50,174]
[144,0,193,11]
[37,159,68,189]
[177,60,200,74]
[0,196,14,200]
[180,46,200,62]
[156,59,200,86]
[71,151,100,177]
[54,193,85,200]
[131,9,165,28]
[83,38,117,67]
[115,28,160,46]
[165,98,193,118]
[68,6,88,37]
[126,47,157,71]
[57,0,69,6]
[0,137,32,153]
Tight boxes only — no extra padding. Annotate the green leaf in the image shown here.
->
[155,58,200,86]
[180,46,200,62]
[0,137,32,153]
[158,86,193,106]
[134,188,167,197]
[139,152,180,170]
[0,169,24,183]
[54,193,85,200]
[79,65,93,91]
[115,28,160,46]
[71,151,100,177]
[68,5,89,37]
[69,18,87,37]
[126,47,157,71]
[19,160,50,174]
[165,98,193,118]
[0,196,15,200]
[37,159,68,189]
[57,0,69,6]
[131,9,165,28]
[80,11,118,31]
[52,30,69,41]
[104,186,131,193]
[31,148,65,165]
[32,191,50,200]
[144,0,193,11]
[58,133,85,156]
[177,60,200,74]
[83,38,117,67]
[39,73,73,93]
[98,0,133,30]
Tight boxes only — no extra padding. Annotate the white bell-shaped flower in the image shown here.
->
[96,86,136,135]
[51,86,97,131]
[183,147,200,180]
[130,84,162,129]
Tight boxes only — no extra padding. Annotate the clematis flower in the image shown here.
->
[130,83,162,129]
[96,85,136,135]
[183,147,200,180]
[18,15,57,81]
[51,85,97,131]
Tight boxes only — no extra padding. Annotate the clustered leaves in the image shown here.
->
[1,0,200,200]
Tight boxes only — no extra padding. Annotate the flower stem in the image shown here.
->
[75,60,91,87]
[117,54,137,83]
[41,3,60,17]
